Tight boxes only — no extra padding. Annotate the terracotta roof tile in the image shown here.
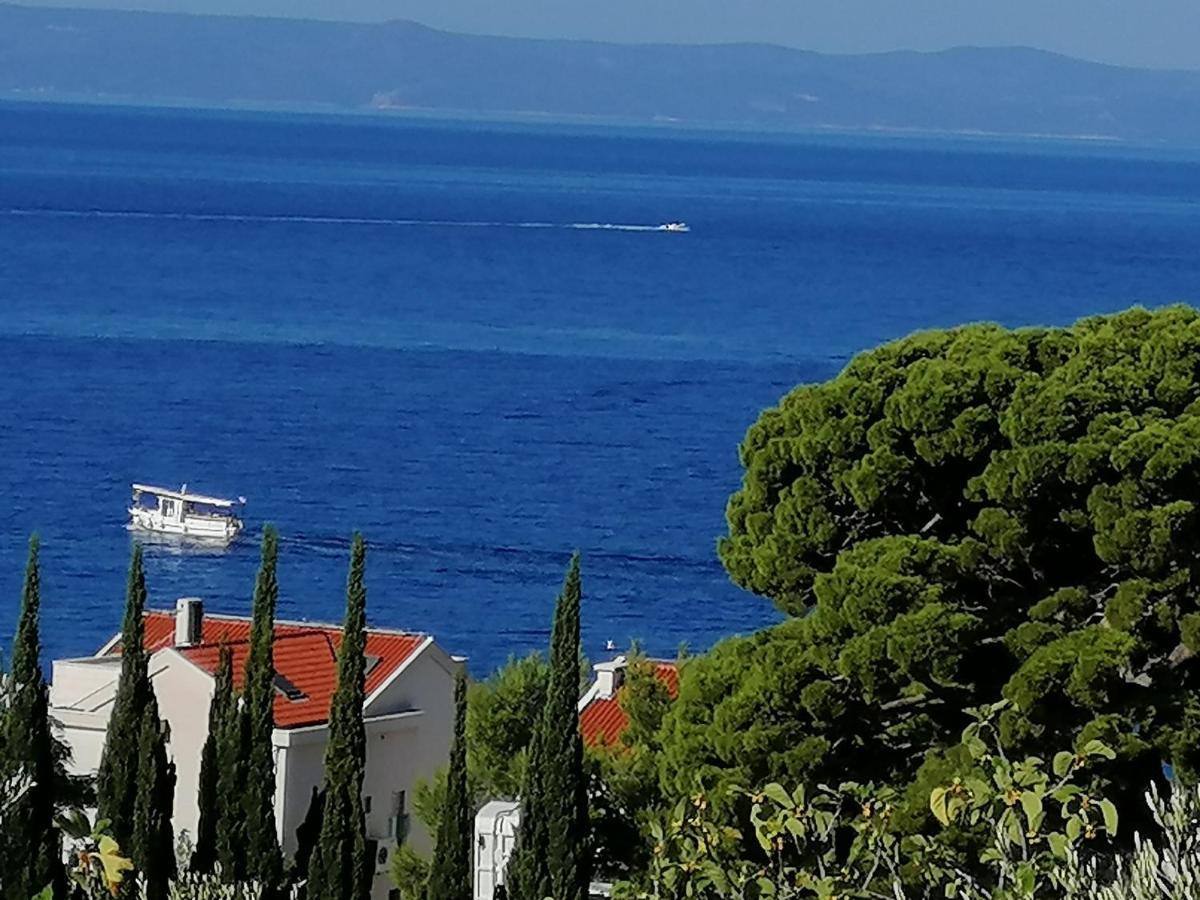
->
[580,661,679,748]
[111,611,426,729]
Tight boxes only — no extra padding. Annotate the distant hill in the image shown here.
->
[5,2,1200,143]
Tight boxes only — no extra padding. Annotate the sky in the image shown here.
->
[17,0,1200,70]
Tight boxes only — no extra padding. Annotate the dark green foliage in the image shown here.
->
[428,669,471,900]
[468,652,551,801]
[306,532,370,900]
[669,306,1200,850]
[192,645,234,874]
[0,536,64,900]
[215,661,248,881]
[390,845,431,900]
[242,526,284,887]
[406,651,552,878]
[293,787,325,883]
[508,555,590,900]
[131,706,176,900]
[96,544,153,848]
[589,652,674,880]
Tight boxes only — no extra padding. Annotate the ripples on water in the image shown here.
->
[2,102,1200,673]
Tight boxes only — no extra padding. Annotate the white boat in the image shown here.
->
[128,483,245,542]
[659,222,690,233]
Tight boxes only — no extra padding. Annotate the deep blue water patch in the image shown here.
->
[2,101,1200,673]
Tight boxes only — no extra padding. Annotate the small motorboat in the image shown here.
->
[658,222,690,233]
[128,483,245,542]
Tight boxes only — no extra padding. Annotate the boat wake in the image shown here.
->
[4,208,683,232]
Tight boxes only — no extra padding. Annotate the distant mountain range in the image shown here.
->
[5,2,1200,143]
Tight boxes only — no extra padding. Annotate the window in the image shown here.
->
[364,795,372,814]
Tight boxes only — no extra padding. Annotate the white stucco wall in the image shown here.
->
[276,643,460,900]
[152,651,221,841]
[50,658,122,709]
[51,652,218,839]
[274,732,327,856]
[364,642,460,857]
[53,709,109,779]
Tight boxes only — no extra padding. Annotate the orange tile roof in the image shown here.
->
[579,661,679,748]
[108,610,426,729]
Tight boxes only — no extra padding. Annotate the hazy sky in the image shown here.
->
[20,0,1200,70]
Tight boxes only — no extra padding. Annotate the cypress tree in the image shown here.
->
[0,536,64,900]
[506,554,589,900]
[305,533,370,900]
[215,661,247,880]
[242,526,284,887]
[131,705,176,900]
[428,668,471,900]
[192,645,234,874]
[293,786,325,884]
[96,543,153,847]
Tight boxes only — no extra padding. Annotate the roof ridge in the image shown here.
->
[144,608,428,638]
[180,629,335,652]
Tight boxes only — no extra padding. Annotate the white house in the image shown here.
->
[50,597,461,900]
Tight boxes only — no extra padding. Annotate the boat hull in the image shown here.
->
[128,506,243,542]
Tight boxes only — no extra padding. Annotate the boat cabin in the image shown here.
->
[129,483,245,542]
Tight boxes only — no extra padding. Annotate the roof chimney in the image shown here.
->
[175,597,204,647]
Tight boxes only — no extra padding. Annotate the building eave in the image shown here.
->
[273,708,423,747]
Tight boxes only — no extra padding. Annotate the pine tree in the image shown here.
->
[192,645,234,874]
[305,533,370,900]
[242,526,284,887]
[131,705,176,900]
[428,668,471,900]
[0,536,64,900]
[506,554,590,900]
[96,543,153,847]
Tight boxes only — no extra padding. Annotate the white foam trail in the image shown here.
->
[3,207,671,232]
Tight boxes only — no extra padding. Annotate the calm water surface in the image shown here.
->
[2,102,1200,673]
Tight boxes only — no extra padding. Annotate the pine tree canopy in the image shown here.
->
[306,532,370,900]
[468,651,550,802]
[428,668,471,900]
[663,306,1200,841]
[96,543,152,849]
[242,526,284,887]
[0,536,64,900]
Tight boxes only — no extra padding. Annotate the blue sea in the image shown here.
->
[3,101,1200,675]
